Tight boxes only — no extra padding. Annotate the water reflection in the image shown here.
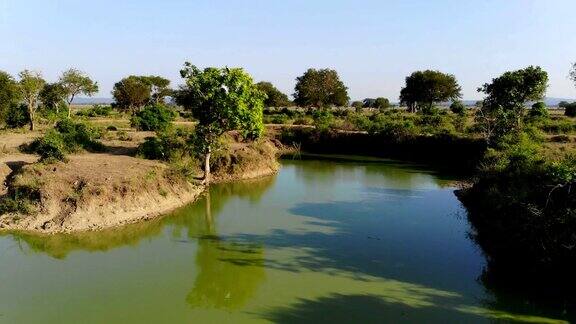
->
[186,193,266,310]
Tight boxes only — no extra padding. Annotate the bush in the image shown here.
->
[450,101,466,115]
[529,101,549,118]
[5,104,29,129]
[25,120,104,161]
[312,109,335,133]
[138,129,196,162]
[76,104,113,117]
[130,104,176,131]
[106,125,118,131]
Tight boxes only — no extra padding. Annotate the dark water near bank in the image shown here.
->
[0,158,569,323]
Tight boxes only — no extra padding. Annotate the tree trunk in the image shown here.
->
[203,147,211,185]
[67,95,74,118]
[29,107,35,131]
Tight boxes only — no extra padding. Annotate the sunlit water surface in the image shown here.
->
[0,158,569,323]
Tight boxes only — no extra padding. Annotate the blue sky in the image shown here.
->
[1,0,575,100]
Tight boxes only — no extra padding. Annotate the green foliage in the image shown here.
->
[311,108,334,133]
[293,68,349,107]
[351,101,364,110]
[59,68,98,117]
[18,70,46,130]
[450,100,466,115]
[476,66,549,144]
[564,103,576,117]
[39,82,66,111]
[26,120,104,161]
[76,104,113,117]
[0,71,21,124]
[400,70,462,112]
[529,101,549,118]
[256,81,291,107]
[177,63,265,144]
[5,104,30,128]
[112,76,152,113]
[130,104,176,131]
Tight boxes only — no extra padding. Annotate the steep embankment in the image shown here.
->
[0,138,280,234]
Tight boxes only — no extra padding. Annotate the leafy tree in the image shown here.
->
[142,75,171,104]
[293,68,349,107]
[450,100,466,115]
[0,71,21,125]
[59,68,99,118]
[5,104,30,128]
[112,76,152,114]
[256,81,291,107]
[40,82,67,112]
[529,101,549,118]
[374,97,390,110]
[477,66,548,144]
[399,70,462,113]
[176,63,265,184]
[18,70,46,131]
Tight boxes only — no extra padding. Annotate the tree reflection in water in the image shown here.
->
[186,192,265,310]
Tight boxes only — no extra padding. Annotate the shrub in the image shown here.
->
[5,104,29,129]
[130,104,176,131]
[138,129,196,162]
[76,104,113,117]
[450,101,466,115]
[529,101,549,118]
[106,125,118,131]
[25,120,104,161]
[312,109,335,133]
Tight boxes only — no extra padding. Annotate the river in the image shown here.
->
[0,157,569,323]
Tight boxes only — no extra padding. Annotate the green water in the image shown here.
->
[0,158,569,323]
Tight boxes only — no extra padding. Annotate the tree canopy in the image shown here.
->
[112,76,152,113]
[176,63,265,183]
[40,82,67,112]
[18,70,46,130]
[477,65,548,143]
[293,68,349,108]
[399,70,461,112]
[256,81,291,107]
[141,75,172,104]
[59,69,98,117]
[0,71,21,123]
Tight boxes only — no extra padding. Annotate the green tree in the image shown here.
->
[18,70,46,131]
[59,68,98,118]
[112,76,152,114]
[0,71,21,125]
[399,70,462,113]
[40,82,67,112]
[176,63,265,184]
[477,66,548,144]
[374,97,390,110]
[293,68,349,108]
[256,81,291,107]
